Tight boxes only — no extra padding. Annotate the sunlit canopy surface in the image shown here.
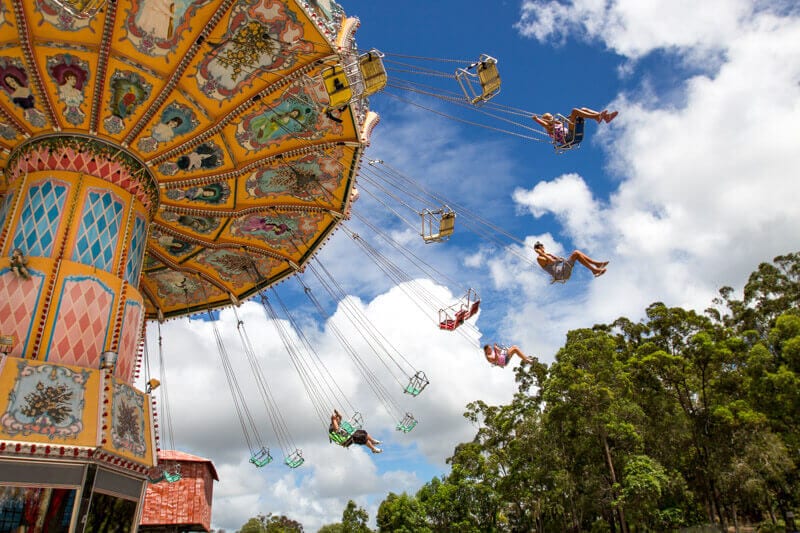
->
[0,0,374,318]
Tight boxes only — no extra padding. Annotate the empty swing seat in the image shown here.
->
[322,65,353,108]
[455,55,501,106]
[421,207,456,244]
[163,465,182,483]
[359,50,388,96]
[284,449,305,468]
[404,371,429,396]
[477,60,501,101]
[438,289,479,330]
[250,447,273,467]
[396,413,418,433]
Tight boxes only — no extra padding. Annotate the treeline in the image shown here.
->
[374,253,800,532]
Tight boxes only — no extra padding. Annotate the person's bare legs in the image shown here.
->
[568,250,608,276]
[507,346,532,363]
[570,107,605,123]
[569,107,618,124]
[365,434,382,453]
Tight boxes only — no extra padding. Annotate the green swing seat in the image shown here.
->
[163,469,182,483]
[330,412,363,446]
[149,464,181,484]
[249,447,273,468]
[284,450,304,468]
[396,413,418,433]
[404,371,429,397]
[329,430,350,445]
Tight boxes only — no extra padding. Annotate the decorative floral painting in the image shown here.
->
[0,362,88,440]
[110,381,146,457]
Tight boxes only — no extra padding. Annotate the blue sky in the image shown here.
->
[145,1,800,530]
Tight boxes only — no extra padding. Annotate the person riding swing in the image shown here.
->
[329,410,382,453]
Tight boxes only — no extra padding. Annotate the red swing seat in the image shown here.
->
[438,289,480,330]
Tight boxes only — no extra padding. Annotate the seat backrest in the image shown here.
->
[322,66,353,108]
[477,61,501,98]
[359,51,387,95]
[439,212,456,235]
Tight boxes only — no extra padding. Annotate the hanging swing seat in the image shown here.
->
[321,49,386,109]
[420,206,456,244]
[331,411,364,445]
[396,413,418,433]
[322,65,354,109]
[552,115,585,153]
[151,464,181,484]
[249,447,273,468]
[340,412,364,434]
[455,55,501,106]
[404,370,429,396]
[438,288,480,330]
[164,466,181,483]
[329,429,350,445]
[359,49,388,96]
[284,449,305,468]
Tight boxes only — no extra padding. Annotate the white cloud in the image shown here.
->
[495,2,800,357]
[513,173,605,246]
[515,0,758,62]
[144,280,518,530]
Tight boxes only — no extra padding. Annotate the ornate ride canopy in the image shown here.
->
[0,0,375,319]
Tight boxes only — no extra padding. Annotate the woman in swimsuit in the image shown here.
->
[533,242,608,282]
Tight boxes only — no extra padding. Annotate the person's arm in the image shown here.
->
[531,114,548,128]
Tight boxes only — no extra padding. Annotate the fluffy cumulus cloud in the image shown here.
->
[516,0,762,60]
[146,281,515,531]
[503,2,800,355]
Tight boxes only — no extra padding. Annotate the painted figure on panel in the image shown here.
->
[137,101,197,152]
[48,54,90,126]
[0,61,47,127]
[164,182,230,204]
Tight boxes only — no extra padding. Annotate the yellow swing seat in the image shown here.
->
[321,65,353,109]
[455,55,501,106]
[421,206,456,244]
[359,49,388,96]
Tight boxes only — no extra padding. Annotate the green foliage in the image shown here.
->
[238,513,303,533]
[373,251,800,532]
[376,492,430,533]
[340,500,371,533]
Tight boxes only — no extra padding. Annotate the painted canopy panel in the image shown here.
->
[0,0,371,319]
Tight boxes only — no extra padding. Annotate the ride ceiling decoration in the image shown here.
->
[0,0,376,319]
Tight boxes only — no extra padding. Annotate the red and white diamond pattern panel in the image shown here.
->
[116,298,144,383]
[0,270,44,357]
[48,277,115,368]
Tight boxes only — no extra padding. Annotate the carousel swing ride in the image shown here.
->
[0,0,596,528]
